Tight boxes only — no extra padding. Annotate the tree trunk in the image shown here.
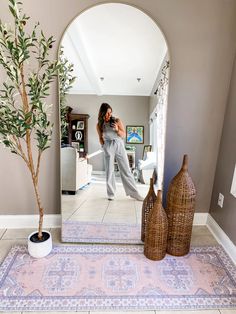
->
[31,176,44,240]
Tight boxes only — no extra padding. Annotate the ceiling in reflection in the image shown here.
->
[61,3,167,96]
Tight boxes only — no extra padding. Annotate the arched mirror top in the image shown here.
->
[59,3,168,97]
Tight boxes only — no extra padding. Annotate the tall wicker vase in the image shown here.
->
[166,154,196,256]
[144,190,168,261]
[141,178,157,242]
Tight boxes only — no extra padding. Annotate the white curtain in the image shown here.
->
[149,114,157,156]
[149,62,169,189]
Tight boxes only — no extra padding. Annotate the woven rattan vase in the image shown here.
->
[166,154,196,256]
[144,190,168,261]
[141,178,157,242]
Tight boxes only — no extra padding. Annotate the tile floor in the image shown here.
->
[1,225,235,313]
[61,174,148,224]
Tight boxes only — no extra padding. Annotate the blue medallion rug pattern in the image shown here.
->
[0,245,236,311]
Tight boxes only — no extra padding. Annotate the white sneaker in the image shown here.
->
[108,196,114,201]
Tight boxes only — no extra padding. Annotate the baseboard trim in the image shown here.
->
[92,170,105,175]
[193,213,208,225]
[0,215,61,229]
[0,213,206,228]
[207,214,236,264]
[2,212,236,265]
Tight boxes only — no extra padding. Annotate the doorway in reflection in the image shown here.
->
[60,3,169,243]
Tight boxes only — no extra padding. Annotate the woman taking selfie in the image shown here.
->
[96,102,143,201]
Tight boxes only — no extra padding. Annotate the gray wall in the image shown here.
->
[0,0,235,225]
[65,94,149,170]
[209,53,236,244]
[162,1,236,212]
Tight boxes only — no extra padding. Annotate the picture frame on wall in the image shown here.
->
[76,121,84,130]
[142,144,152,159]
[126,125,144,144]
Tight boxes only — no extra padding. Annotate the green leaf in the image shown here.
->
[9,5,17,18]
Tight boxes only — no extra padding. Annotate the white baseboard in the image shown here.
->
[0,213,206,228]
[0,215,61,229]
[193,213,208,225]
[207,214,236,264]
[92,170,105,175]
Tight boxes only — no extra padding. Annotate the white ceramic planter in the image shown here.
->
[28,230,52,258]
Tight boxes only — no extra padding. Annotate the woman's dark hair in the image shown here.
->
[98,103,112,130]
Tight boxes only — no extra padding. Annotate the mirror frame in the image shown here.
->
[58,2,171,244]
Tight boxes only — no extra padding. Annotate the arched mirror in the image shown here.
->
[59,3,170,243]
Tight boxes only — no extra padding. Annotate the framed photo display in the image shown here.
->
[142,144,152,159]
[76,121,84,130]
[126,125,144,144]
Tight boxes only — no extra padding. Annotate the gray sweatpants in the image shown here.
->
[103,138,138,198]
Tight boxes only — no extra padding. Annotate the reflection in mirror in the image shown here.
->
[60,3,169,243]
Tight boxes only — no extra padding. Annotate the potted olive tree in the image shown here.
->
[0,0,60,257]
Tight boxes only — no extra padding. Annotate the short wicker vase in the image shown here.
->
[144,190,168,261]
[141,178,157,242]
[166,154,196,256]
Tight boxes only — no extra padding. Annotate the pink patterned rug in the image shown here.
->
[62,221,142,243]
[0,245,236,311]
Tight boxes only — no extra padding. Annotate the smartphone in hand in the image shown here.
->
[109,116,116,128]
